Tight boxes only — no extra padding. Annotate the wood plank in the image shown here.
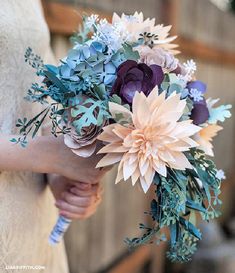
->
[160,0,180,34]
[108,246,151,273]
[42,1,235,67]
[178,36,235,67]
[42,1,111,35]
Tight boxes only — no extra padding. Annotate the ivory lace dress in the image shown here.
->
[0,1,69,272]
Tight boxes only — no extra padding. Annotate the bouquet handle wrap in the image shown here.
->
[49,215,72,245]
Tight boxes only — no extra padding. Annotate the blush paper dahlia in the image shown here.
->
[14,12,232,262]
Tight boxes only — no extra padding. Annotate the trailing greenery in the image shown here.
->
[125,148,222,262]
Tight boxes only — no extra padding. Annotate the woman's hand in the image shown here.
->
[0,134,107,184]
[48,174,103,220]
[44,136,107,184]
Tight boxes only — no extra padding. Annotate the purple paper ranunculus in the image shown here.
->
[188,80,209,125]
[191,99,209,125]
[111,60,164,104]
[187,80,207,94]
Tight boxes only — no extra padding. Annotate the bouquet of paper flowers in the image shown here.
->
[14,12,232,262]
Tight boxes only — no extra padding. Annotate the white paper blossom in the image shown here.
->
[177,59,197,82]
[91,17,128,54]
[86,14,99,28]
[216,169,226,180]
[189,88,203,102]
[183,59,197,74]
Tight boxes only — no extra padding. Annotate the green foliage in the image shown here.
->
[71,98,110,134]
[123,43,140,61]
[25,47,44,75]
[11,107,50,147]
[167,230,198,263]
[126,148,224,262]
[70,16,91,45]
[231,0,235,13]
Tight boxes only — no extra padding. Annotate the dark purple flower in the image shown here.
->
[191,99,209,125]
[111,60,164,104]
[187,80,207,94]
[187,80,209,124]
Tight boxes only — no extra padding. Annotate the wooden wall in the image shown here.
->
[176,0,235,173]
[43,1,235,272]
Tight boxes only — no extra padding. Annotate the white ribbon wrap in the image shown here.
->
[49,216,72,245]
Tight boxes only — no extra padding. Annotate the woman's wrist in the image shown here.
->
[0,134,56,174]
[30,135,59,174]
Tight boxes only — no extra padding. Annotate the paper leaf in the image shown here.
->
[208,104,232,124]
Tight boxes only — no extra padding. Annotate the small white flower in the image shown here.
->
[92,18,128,54]
[189,88,203,102]
[99,18,108,26]
[216,169,226,180]
[86,14,99,28]
[183,59,197,74]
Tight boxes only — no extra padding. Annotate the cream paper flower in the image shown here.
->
[194,124,222,156]
[96,87,201,192]
[136,46,179,71]
[112,12,179,54]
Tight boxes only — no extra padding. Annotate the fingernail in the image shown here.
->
[79,183,90,189]
[59,210,66,216]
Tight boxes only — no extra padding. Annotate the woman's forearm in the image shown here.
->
[0,134,106,183]
[0,134,50,173]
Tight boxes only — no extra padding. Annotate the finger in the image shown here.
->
[62,192,93,207]
[59,204,98,220]
[55,200,88,215]
[59,210,89,220]
[70,185,99,197]
[73,182,91,190]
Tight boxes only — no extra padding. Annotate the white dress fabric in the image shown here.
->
[0,1,69,272]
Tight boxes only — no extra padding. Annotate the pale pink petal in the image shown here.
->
[148,90,166,113]
[109,102,133,122]
[112,124,132,139]
[72,142,96,158]
[97,142,128,154]
[153,160,167,177]
[139,157,150,176]
[168,152,192,170]
[197,138,214,157]
[128,153,138,165]
[98,124,121,142]
[146,86,159,104]
[96,153,123,168]
[115,161,124,184]
[131,169,140,186]
[166,139,197,152]
[139,176,151,193]
[123,159,137,181]
[144,167,155,187]
[64,134,81,149]
[158,149,176,162]
[132,92,150,129]
[172,120,201,138]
